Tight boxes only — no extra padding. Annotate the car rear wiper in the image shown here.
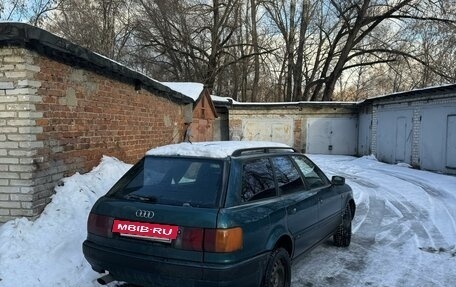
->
[125,194,158,202]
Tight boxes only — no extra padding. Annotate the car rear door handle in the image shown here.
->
[319,199,323,204]
[289,208,297,214]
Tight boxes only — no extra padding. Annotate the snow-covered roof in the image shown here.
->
[232,100,358,106]
[212,84,456,107]
[211,95,237,103]
[160,82,204,102]
[209,95,358,107]
[146,141,290,158]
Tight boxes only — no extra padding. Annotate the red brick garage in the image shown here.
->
[0,23,193,222]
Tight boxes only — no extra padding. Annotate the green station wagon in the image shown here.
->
[82,141,355,287]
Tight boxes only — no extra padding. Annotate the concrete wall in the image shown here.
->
[0,47,186,222]
[228,104,358,154]
[213,107,229,141]
[229,107,302,147]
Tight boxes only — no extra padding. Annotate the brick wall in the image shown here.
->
[370,105,378,155]
[0,48,42,221]
[0,47,186,222]
[191,91,216,142]
[293,119,302,152]
[411,107,421,167]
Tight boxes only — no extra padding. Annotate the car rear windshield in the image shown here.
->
[107,156,224,208]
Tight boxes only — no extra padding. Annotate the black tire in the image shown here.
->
[261,247,291,287]
[333,204,352,247]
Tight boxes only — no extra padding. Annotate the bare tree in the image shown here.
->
[1,0,28,21]
[218,0,277,101]
[47,0,136,60]
[263,0,300,101]
[332,0,456,99]
[37,0,456,102]
[307,0,455,101]
[1,0,59,25]
[250,0,260,101]
[134,0,274,97]
[134,0,240,87]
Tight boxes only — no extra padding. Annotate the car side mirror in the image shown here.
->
[331,176,345,186]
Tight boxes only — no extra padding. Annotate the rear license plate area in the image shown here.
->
[112,219,179,242]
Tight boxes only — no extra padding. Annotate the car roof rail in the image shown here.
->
[231,147,298,156]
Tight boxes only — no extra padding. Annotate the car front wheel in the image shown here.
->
[333,204,352,247]
[262,247,291,287]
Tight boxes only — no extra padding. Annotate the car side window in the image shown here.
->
[271,156,306,195]
[241,158,276,202]
[292,156,329,189]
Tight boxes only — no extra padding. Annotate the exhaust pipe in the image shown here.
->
[97,273,114,285]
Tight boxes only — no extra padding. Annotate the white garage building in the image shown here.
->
[359,84,456,174]
[214,84,456,175]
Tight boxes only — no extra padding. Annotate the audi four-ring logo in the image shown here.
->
[135,209,155,219]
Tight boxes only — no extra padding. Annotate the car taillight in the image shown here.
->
[176,227,204,251]
[87,213,112,237]
[204,227,243,252]
[176,227,243,253]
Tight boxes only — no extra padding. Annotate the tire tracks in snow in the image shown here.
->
[336,167,452,251]
[321,166,453,286]
[371,168,456,251]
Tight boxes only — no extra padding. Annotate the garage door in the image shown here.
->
[358,112,372,155]
[242,119,294,146]
[306,117,358,155]
[376,109,413,164]
[446,115,456,169]
[421,106,456,173]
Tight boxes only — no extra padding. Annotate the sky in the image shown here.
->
[0,152,455,287]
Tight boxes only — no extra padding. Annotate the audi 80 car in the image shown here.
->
[82,141,355,287]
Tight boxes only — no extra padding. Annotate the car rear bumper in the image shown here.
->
[83,240,268,287]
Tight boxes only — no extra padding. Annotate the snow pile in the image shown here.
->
[210,95,237,104]
[160,82,204,101]
[396,162,412,168]
[146,141,290,158]
[0,156,131,287]
[361,154,378,161]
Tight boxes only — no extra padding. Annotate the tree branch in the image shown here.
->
[342,59,397,71]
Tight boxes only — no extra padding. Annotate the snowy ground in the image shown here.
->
[0,155,455,287]
[292,155,456,287]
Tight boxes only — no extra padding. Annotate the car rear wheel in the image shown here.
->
[333,204,352,247]
[262,247,291,287]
